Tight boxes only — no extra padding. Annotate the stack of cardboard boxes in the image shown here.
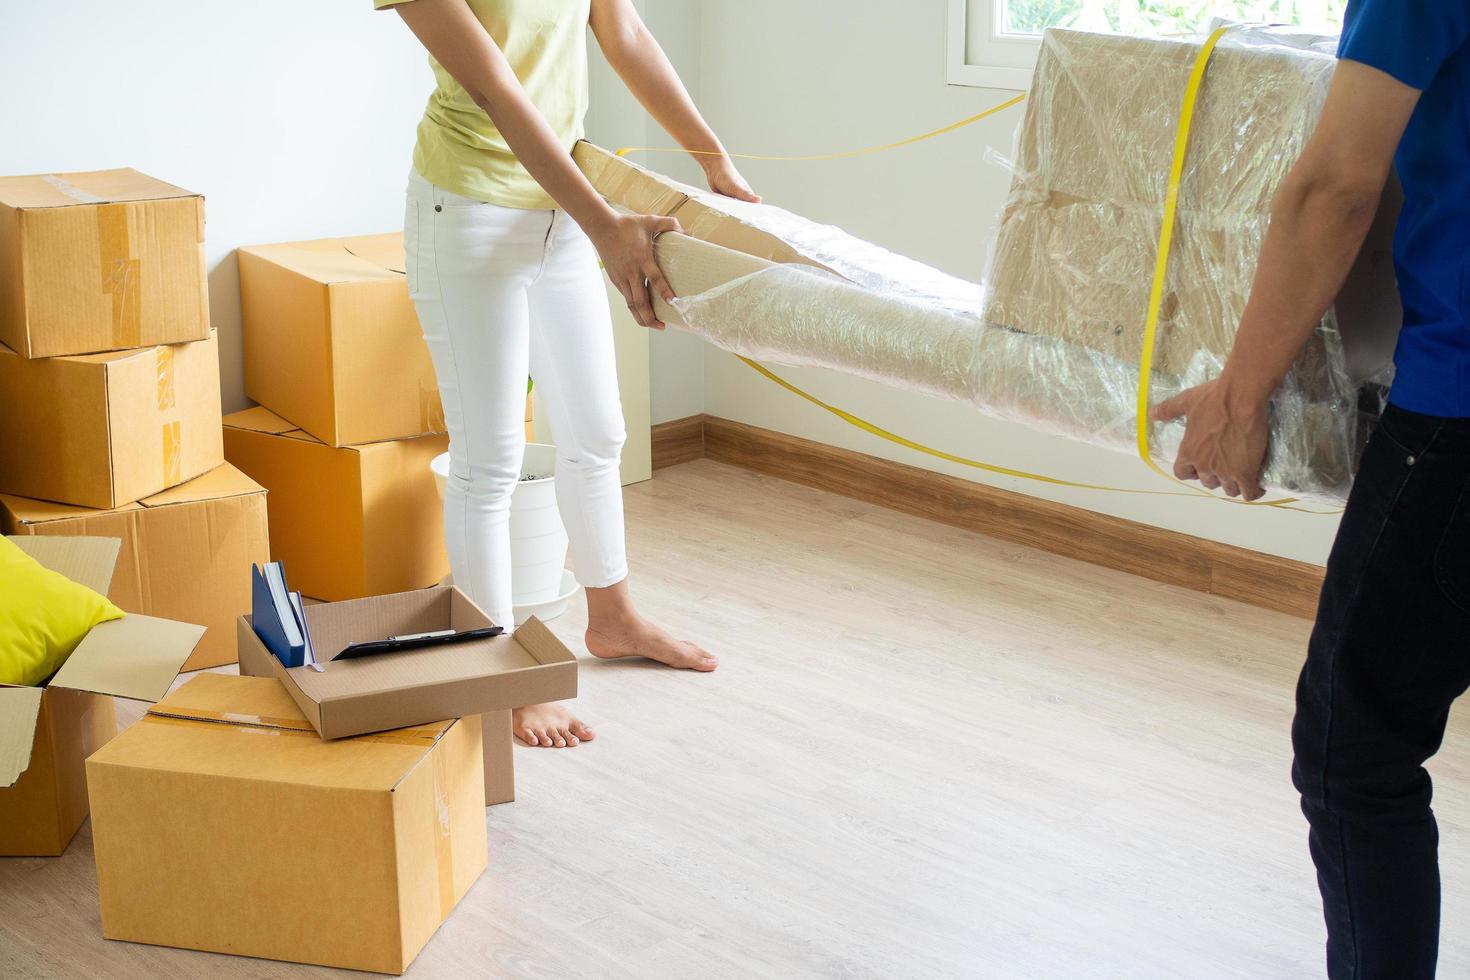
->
[0,169,269,679]
[227,232,532,601]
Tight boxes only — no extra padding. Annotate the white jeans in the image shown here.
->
[404,169,628,627]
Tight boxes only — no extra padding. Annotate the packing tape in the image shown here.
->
[156,346,182,486]
[145,709,448,746]
[421,383,446,434]
[97,203,141,348]
[41,174,108,204]
[431,743,456,919]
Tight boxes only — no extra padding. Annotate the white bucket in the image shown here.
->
[430,443,571,605]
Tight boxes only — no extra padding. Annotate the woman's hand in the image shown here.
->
[1149,376,1272,500]
[702,154,760,203]
[589,212,682,330]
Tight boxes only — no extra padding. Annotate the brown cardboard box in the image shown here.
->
[236,587,578,805]
[1,464,270,671]
[222,406,448,601]
[0,687,115,856]
[0,331,224,509]
[0,169,210,359]
[982,29,1400,378]
[0,536,205,856]
[87,673,487,975]
[238,233,445,447]
[234,588,577,740]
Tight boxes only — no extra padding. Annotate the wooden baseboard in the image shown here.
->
[651,414,708,470]
[651,414,1325,619]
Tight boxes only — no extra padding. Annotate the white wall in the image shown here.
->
[0,2,433,413]
[667,0,1339,564]
[586,0,709,426]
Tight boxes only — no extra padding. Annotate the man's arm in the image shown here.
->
[390,0,680,328]
[1152,60,1419,499]
[589,0,759,203]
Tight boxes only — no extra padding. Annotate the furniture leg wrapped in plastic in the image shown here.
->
[575,27,1402,505]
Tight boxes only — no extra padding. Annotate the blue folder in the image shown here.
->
[251,562,307,669]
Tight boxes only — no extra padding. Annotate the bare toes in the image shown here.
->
[571,722,596,742]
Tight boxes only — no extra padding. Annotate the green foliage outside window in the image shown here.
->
[1002,0,1347,36]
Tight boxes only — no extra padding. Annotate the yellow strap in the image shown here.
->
[1135,26,1241,491]
[617,94,1027,162]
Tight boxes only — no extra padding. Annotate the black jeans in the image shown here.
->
[1293,404,1470,979]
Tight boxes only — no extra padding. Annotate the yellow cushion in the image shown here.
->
[0,536,125,686]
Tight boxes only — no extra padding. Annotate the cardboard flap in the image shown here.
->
[141,463,264,509]
[0,686,45,788]
[0,168,199,210]
[7,535,121,595]
[502,617,561,664]
[1,494,141,526]
[223,405,302,436]
[342,234,407,275]
[50,615,205,703]
[241,234,404,284]
[145,672,318,733]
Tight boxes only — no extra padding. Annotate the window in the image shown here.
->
[947,0,1348,89]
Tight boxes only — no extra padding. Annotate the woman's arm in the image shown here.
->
[589,0,759,203]
[391,0,680,328]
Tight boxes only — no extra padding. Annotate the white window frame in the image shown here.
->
[946,0,1041,91]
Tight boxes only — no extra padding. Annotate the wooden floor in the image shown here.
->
[3,458,1468,978]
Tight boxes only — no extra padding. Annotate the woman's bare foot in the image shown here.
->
[513,703,595,748]
[585,617,719,671]
[583,578,719,672]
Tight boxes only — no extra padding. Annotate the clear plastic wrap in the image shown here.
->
[633,28,1400,503]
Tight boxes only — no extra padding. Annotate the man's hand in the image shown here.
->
[588,212,682,330]
[702,155,760,203]
[1150,378,1272,500]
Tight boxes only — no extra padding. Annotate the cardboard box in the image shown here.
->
[0,169,210,359]
[87,673,487,975]
[222,406,448,601]
[1,464,270,671]
[0,331,224,509]
[575,142,832,274]
[238,233,445,447]
[0,536,205,856]
[235,587,577,739]
[237,587,578,806]
[983,29,1400,378]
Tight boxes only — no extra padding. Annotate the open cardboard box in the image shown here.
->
[87,672,487,975]
[0,536,205,855]
[236,585,578,804]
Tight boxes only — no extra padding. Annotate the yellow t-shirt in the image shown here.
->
[376,0,592,209]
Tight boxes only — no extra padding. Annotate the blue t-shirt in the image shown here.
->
[1338,0,1470,417]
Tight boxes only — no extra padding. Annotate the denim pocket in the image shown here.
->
[1434,471,1470,616]
[1372,404,1443,459]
